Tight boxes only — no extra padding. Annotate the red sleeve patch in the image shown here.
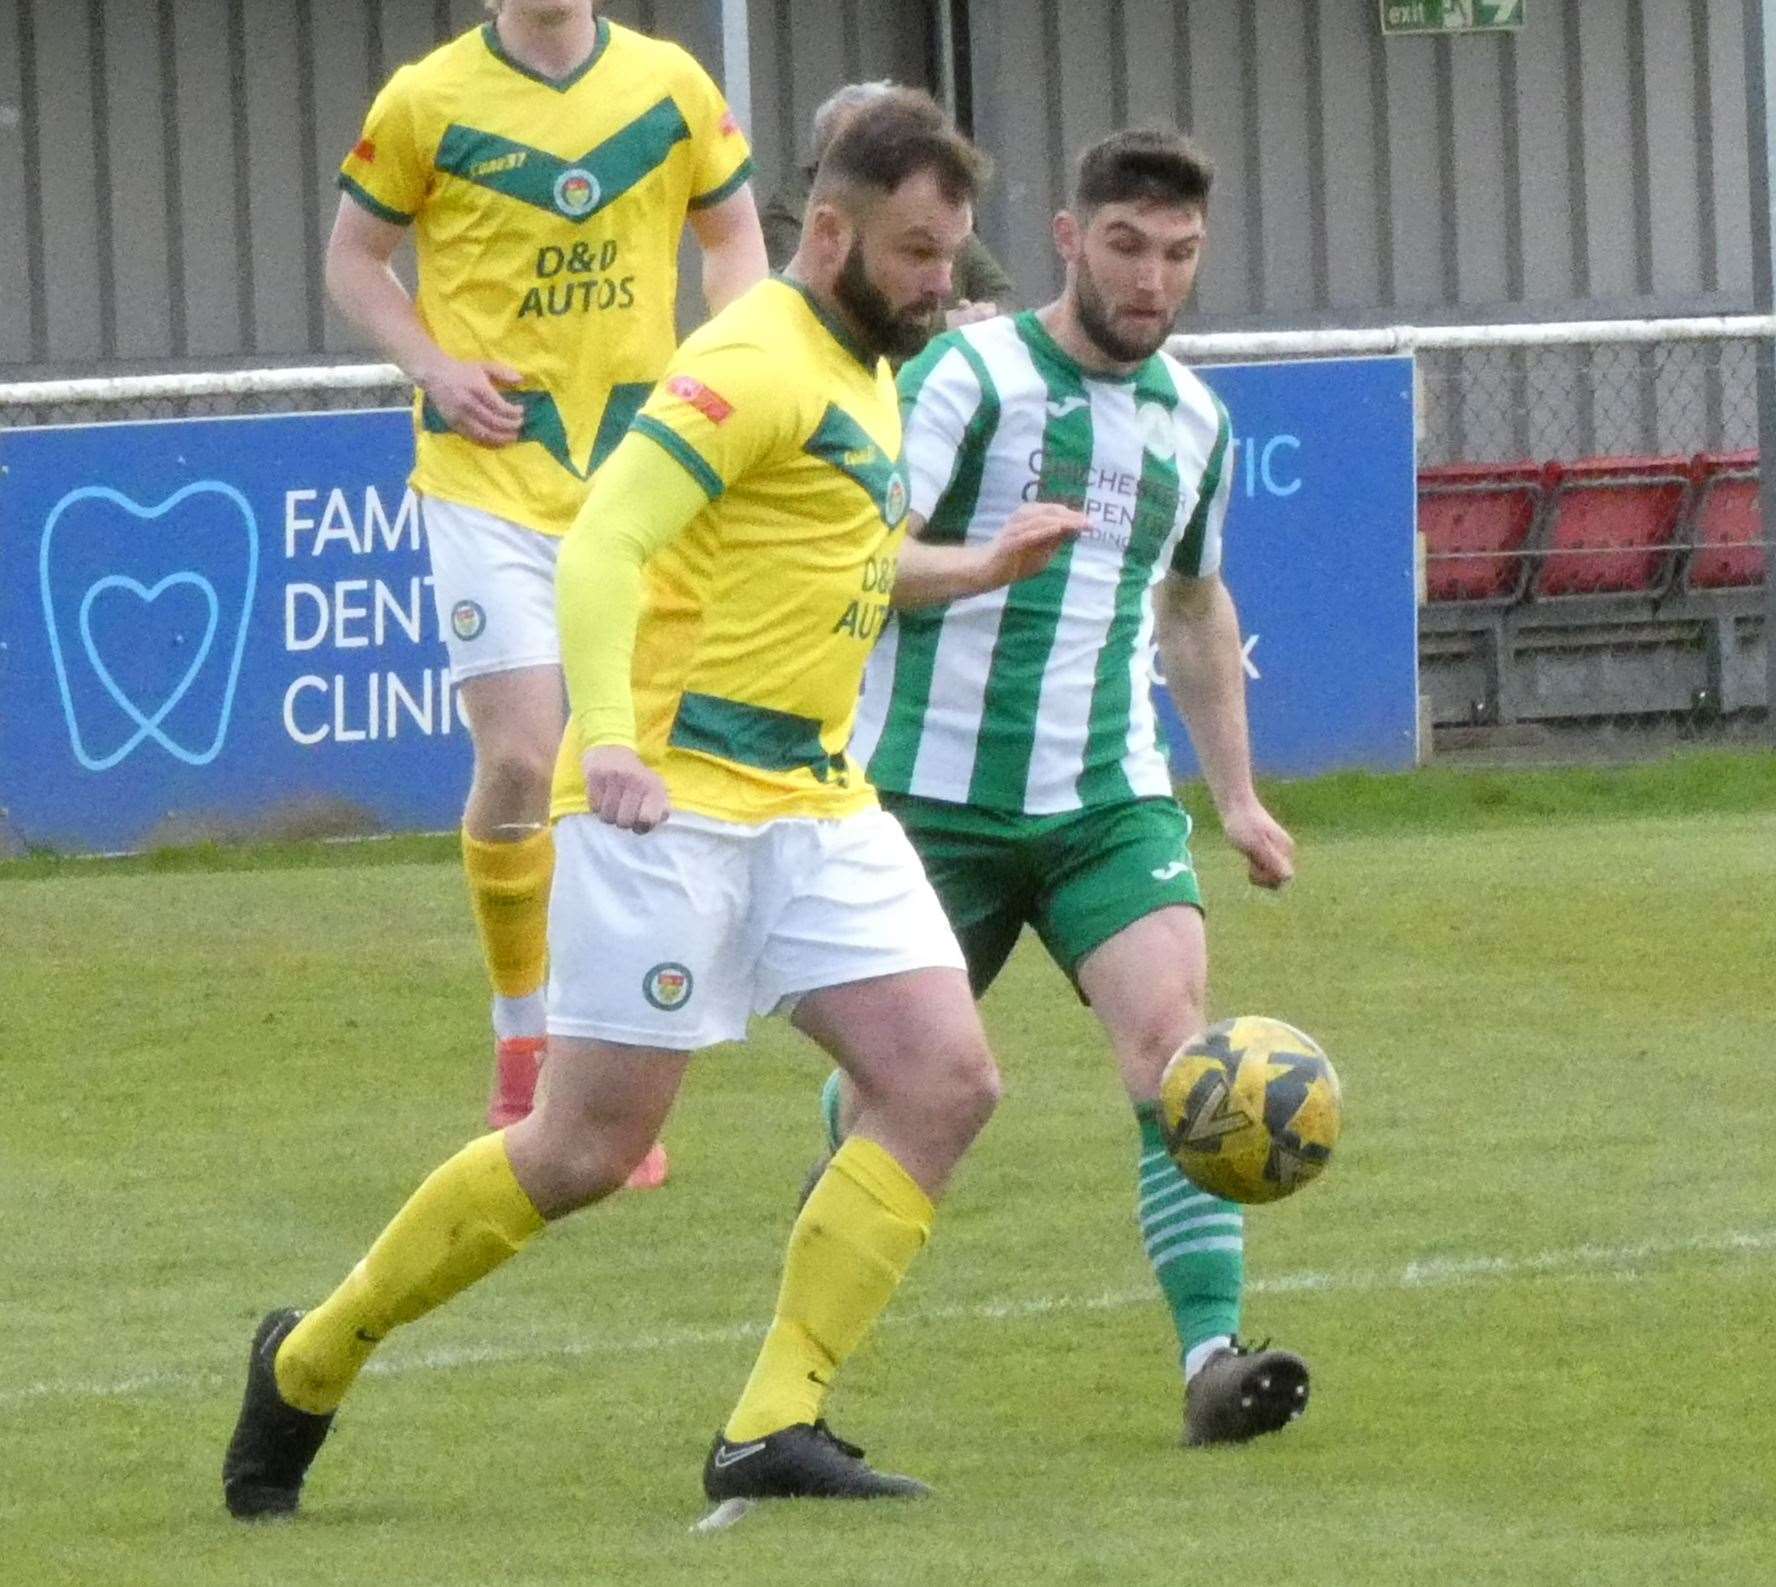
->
[667,376,734,425]
[718,110,740,138]
[352,138,376,164]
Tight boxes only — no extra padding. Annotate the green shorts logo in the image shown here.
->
[451,599,486,641]
[643,961,694,1011]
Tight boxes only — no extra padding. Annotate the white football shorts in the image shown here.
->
[419,494,562,682]
[546,806,968,1050]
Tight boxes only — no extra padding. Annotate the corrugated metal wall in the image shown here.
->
[0,0,1761,376]
[0,0,731,375]
[968,0,1757,328]
[0,0,929,378]
[747,0,937,201]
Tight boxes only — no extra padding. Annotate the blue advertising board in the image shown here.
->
[1186,355,1418,780]
[1,410,468,852]
[0,355,1416,854]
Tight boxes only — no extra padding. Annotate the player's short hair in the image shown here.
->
[1072,128,1213,218]
[810,87,991,213]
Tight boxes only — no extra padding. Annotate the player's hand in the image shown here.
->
[975,501,1088,590]
[421,358,526,447]
[1220,798,1294,890]
[581,745,672,834]
[946,299,998,329]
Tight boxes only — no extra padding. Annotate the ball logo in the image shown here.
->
[451,599,486,641]
[643,961,694,1011]
[1137,401,1177,461]
[553,167,600,218]
[884,471,909,528]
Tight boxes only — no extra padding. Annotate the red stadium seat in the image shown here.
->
[1418,461,1546,602]
[1534,455,1690,598]
[1686,451,1766,590]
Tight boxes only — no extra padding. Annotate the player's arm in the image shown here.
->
[678,53,766,315]
[888,334,1084,606]
[556,436,710,834]
[559,339,789,832]
[891,503,1085,608]
[1153,570,1294,889]
[687,184,769,315]
[324,198,524,448]
[330,69,524,448]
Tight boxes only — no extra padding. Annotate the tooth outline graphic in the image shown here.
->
[77,573,221,768]
[39,481,260,771]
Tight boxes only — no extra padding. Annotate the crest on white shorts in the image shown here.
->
[643,961,694,1011]
[451,599,486,641]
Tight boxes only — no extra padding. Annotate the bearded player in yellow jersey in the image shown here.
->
[223,89,1085,1521]
[327,0,767,1170]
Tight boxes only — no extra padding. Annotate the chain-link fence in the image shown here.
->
[1416,339,1762,464]
[0,368,411,429]
[1176,319,1773,761]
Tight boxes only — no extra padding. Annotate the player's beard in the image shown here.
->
[1073,253,1175,365]
[835,239,943,361]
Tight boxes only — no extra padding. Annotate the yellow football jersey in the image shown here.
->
[551,277,912,825]
[338,17,752,535]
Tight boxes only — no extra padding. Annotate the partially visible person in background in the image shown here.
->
[762,80,1014,329]
[327,0,767,1181]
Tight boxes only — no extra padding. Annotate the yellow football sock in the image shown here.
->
[274,1133,545,1414]
[462,826,553,998]
[724,1137,934,1442]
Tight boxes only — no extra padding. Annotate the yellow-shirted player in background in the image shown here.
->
[223,89,1084,1520]
[327,0,766,1173]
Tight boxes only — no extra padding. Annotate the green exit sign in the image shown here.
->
[1381,0,1524,33]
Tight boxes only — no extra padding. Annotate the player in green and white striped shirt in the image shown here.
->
[825,128,1310,1446]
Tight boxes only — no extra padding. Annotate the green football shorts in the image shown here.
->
[879,790,1203,998]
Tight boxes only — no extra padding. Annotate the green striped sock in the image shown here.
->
[1134,1102,1244,1370]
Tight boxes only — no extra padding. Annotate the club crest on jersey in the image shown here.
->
[643,962,694,1011]
[884,470,909,528]
[1137,401,1177,461]
[451,599,486,641]
[553,167,600,218]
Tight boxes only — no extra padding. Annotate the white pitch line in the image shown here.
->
[3,1228,1771,1412]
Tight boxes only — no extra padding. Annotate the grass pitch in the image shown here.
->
[3,752,1773,1585]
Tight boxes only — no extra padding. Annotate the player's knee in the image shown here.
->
[475,741,555,807]
[870,1039,997,1148]
[526,1127,650,1212]
[1150,1018,1198,1072]
[1127,993,1207,1084]
[962,1049,1002,1136]
[934,1041,1001,1142]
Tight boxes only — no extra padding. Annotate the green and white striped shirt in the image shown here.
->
[854,311,1232,815]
